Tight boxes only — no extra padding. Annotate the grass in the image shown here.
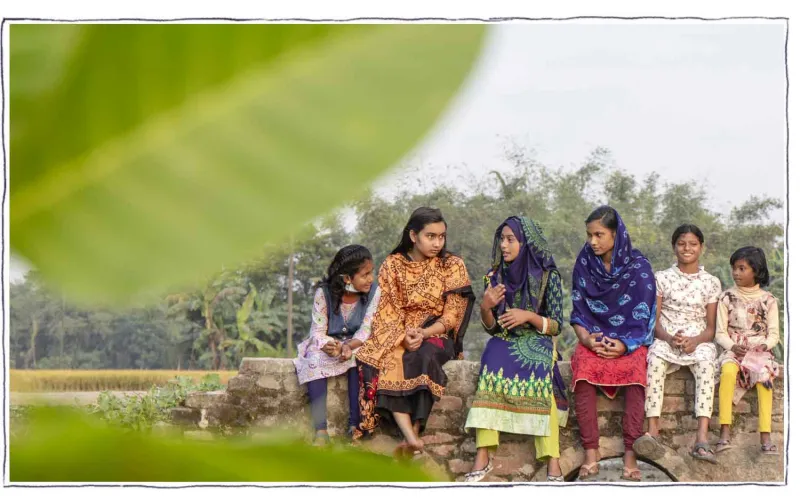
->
[10,369,238,392]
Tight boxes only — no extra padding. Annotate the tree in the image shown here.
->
[9,144,784,367]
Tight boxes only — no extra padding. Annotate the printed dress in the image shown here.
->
[570,215,657,399]
[716,285,781,404]
[647,265,722,369]
[294,286,381,386]
[465,271,569,435]
[354,253,475,437]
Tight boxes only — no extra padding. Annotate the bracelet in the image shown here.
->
[541,317,549,335]
[481,317,497,330]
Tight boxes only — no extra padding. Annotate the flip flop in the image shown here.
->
[578,462,599,479]
[690,442,718,464]
[621,466,642,482]
[761,443,780,455]
[715,439,733,453]
[633,433,666,460]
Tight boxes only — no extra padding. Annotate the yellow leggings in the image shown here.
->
[475,394,560,460]
[719,362,773,432]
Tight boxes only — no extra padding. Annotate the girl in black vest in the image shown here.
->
[293,245,379,445]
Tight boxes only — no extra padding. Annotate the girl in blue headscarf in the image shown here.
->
[570,206,657,482]
[463,216,568,482]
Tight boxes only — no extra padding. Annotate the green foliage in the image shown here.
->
[10,144,785,367]
[10,406,434,482]
[10,24,487,305]
[352,145,784,361]
[89,374,225,431]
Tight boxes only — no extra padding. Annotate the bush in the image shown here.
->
[89,374,225,430]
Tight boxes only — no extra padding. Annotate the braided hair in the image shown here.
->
[318,244,373,314]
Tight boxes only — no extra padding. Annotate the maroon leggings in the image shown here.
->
[574,380,645,452]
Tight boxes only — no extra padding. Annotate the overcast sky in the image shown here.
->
[8,21,787,282]
[377,21,786,212]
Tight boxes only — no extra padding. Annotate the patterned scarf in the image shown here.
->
[569,209,657,351]
[489,216,558,315]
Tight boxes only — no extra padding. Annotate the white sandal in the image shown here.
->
[463,457,494,483]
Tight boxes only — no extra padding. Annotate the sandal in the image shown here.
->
[547,461,564,482]
[633,433,666,460]
[621,466,642,482]
[690,442,718,464]
[715,439,733,453]
[761,443,779,455]
[578,461,599,479]
[463,457,494,483]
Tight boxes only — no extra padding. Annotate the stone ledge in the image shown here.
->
[169,358,784,483]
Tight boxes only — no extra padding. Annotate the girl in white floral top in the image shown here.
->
[634,225,722,464]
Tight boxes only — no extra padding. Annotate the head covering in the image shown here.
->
[488,216,558,314]
[569,208,657,352]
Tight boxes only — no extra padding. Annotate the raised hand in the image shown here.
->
[482,284,506,309]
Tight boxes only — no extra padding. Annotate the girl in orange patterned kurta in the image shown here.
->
[354,207,475,456]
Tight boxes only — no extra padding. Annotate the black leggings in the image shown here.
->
[306,367,360,431]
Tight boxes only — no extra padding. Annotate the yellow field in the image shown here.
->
[9,370,238,392]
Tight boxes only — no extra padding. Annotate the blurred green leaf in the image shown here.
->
[10,24,487,305]
[11,407,433,482]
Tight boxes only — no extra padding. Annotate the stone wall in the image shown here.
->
[170,358,785,483]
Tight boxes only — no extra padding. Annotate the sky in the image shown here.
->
[8,21,787,282]
[375,21,787,212]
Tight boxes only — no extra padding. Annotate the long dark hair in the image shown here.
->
[390,207,449,258]
[730,246,770,287]
[318,245,373,314]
